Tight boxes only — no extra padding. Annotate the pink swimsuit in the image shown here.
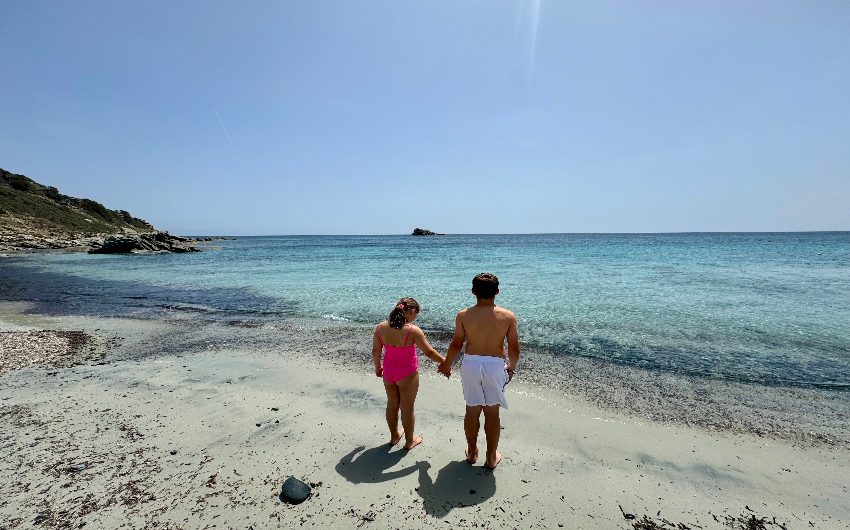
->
[375,324,418,384]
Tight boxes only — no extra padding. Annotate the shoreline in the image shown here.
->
[1,303,849,528]
[3,300,849,449]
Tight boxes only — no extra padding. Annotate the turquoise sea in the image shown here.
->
[2,233,848,389]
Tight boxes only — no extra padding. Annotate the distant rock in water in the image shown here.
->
[412,228,444,236]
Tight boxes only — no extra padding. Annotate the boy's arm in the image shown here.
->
[441,311,466,375]
[372,328,383,377]
[505,312,520,381]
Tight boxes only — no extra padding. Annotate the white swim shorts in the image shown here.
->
[460,354,509,409]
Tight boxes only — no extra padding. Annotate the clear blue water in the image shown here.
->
[2,233,849,389]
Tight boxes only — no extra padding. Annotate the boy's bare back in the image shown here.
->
[457,304,519,358]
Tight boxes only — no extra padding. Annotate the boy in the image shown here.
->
[439,273,520,469]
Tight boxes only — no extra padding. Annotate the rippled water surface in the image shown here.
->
[2,233,849,389]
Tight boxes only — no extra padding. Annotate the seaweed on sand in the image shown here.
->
[625,509,792,530]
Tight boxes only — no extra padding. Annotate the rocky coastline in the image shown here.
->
[0,167,229,255]
[88,232,201,254]
[0,214,227,254]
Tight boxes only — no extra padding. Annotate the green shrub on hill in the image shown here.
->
[6,174,33,192]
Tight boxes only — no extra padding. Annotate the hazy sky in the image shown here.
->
[2,1,849,234]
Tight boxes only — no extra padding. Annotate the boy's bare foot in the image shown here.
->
[484,452,502,470]
[403,435,423,451]
[389,429,404,446]
[465,446,478,464]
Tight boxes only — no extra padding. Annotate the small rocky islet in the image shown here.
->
[411,227,444,236]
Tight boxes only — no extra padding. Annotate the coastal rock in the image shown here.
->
[88,232,200,254]
[412,227,444,236]
[279,476,311,504]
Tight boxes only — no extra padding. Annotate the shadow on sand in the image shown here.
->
[335,446,498,517]
[416,460,496,518]
[335,444,420,484]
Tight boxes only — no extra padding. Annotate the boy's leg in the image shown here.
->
[383,382,403,445]
[397,372,422,449]
[482,405,502,469]
[464,405,483,463]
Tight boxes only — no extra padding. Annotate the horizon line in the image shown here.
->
[181,230,850,237]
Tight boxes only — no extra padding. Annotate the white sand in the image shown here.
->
[1,307,848,529]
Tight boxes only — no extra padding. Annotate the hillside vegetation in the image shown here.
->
[0,167,153,235]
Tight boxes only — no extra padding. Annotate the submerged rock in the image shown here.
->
[279,476,311,504]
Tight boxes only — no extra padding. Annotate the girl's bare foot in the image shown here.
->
[403,434,423,450]
[484,452,502,470]
[389,429,404,446]
[465,446,478,464]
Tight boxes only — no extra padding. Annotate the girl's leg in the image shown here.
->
[396,371,422,450]
[383,381,403,445]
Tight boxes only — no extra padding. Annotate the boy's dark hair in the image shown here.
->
[472,273,499,299]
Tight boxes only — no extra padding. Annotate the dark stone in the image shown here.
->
[279,476,311,504]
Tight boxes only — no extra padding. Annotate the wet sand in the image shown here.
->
[1,302,848,529]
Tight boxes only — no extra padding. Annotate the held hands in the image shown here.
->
[437,360,452,378]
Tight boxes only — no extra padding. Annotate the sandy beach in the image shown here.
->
[1,301,848,529]
[5,0,850,526]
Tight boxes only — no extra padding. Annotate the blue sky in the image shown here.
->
[1,1,848,234]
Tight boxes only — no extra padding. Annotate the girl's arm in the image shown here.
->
[412,327,445,364]
[372,326,383,377]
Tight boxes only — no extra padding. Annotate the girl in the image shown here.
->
[372,297,445,450]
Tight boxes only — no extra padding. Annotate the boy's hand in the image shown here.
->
[437,361,452,378]
[375,366,383,378]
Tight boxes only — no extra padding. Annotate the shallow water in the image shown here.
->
[2,232,849,389]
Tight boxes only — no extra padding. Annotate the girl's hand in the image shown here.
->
[375,366,383,377]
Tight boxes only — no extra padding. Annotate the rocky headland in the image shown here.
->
[0,167,214,254]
